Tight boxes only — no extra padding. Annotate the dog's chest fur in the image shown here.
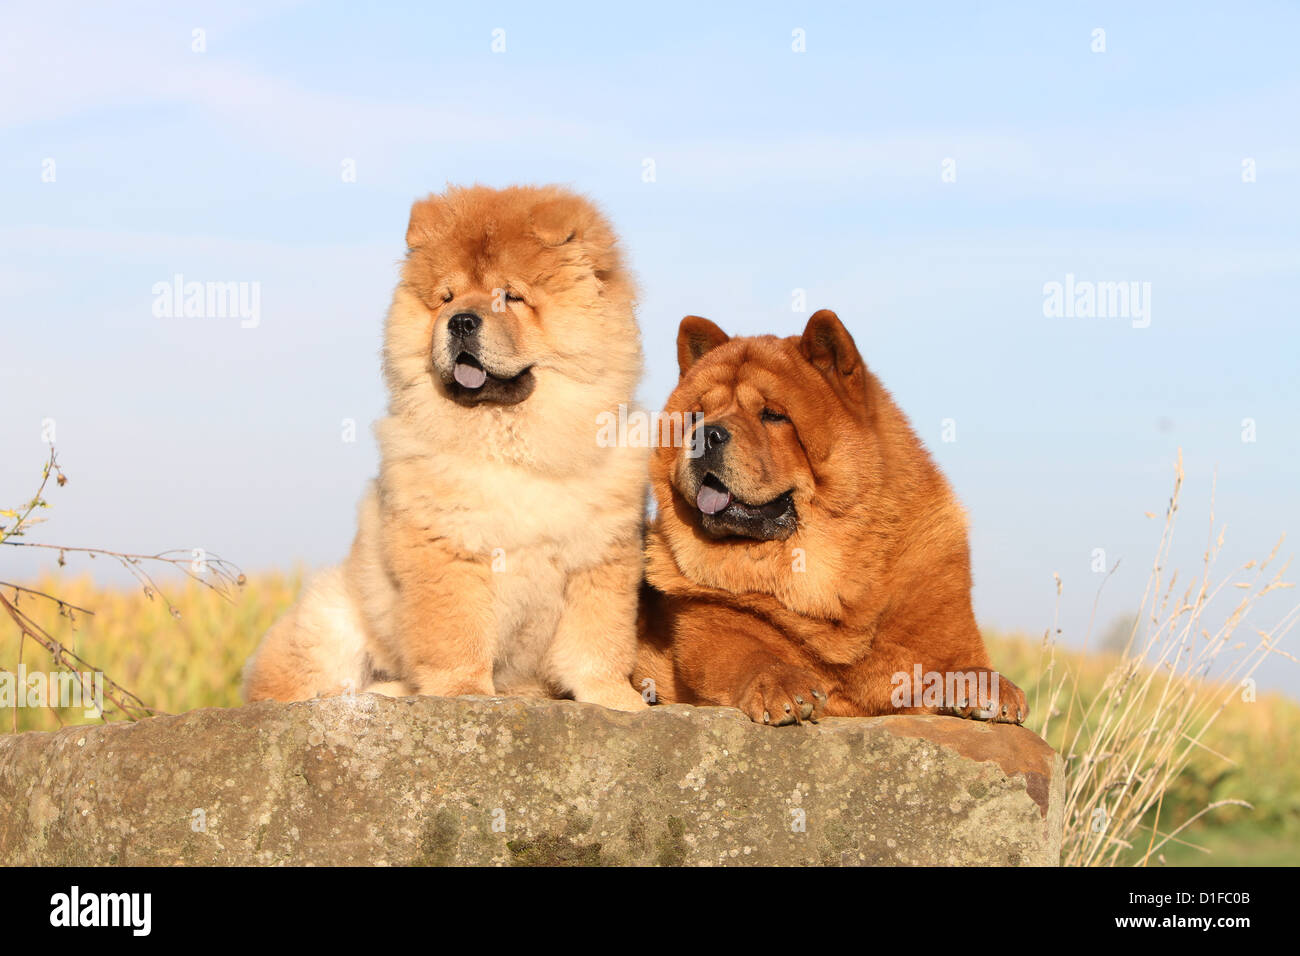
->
[377,438,642,689]
[486,540,567,691]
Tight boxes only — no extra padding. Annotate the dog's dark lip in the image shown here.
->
[702,473,728,493]
[757,492,796,521]
[455,351,484,371]
[723,490,796,521]
[450,350,532,383]
[702,474,793,519]
[688,473,798,541]
[439,350,536,407]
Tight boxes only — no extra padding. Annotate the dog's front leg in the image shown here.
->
[389,528,497,698]
[547,544,647,712]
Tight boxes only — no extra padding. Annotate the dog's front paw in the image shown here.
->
[941,667,1027,724]
[737,664,828,726]
[580,681,650,712]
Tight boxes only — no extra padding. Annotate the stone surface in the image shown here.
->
[0,695,1062,866]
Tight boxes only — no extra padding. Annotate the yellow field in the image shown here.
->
[1,572,300,730]
[2,572,1297,865]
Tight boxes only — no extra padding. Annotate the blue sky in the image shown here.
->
[2,1,1298,696]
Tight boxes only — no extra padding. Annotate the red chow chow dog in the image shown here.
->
[634,310,1026,726]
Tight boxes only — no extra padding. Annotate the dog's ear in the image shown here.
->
[677,316,730,377]
[530,191,626,286]
[406,194,451,250]
[529,196,586,247]
[799,309,861,377]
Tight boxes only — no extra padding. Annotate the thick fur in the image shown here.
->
[243,185,647,711]
[633,311,1026,726]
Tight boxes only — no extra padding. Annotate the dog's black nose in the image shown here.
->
[704,424,730,451]
[448,313,480,338]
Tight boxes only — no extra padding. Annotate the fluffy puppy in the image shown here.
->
[243,185,647,711]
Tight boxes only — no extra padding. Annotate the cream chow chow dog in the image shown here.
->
[242,185,648,711]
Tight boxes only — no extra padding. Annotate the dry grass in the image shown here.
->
[1004,452,1298,866]
[2,448,247,727]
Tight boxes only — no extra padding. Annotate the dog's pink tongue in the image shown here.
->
[454,362,487,389]
[696,484,732,515]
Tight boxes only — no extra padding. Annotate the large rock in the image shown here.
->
[0,695,1062,866]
